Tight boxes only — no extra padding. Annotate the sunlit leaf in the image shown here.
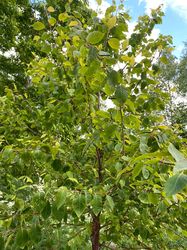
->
[33,21,45,31]
[86,31,105,44]
[47,6,55,12]
[107,16,116,29]
[108,38,120,49]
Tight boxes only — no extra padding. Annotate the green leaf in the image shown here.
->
[108,38,120,50]
[139,135,149,153]
[52,205,66,221]
[15,229,29,247]
[132,162,143,179]
[114,85,128,103]
[106,195,114,210]
[30,225,41,243]
[41,201,51,219]
[168,143,185,162]
[86,31,105,45]
[126,99,135,113]
[148,193,159,205]
[72,194,86,217]
[164,174,187,196]
[33,21,45,31]
[142,167,149,179]
[138,193,149,204]
[91,195,103,215]
[174,160,187,173]
[0,235,4,250]
[55,186,68,209]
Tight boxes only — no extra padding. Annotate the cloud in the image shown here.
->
[139,0,166,14]
[88,0,110,17]
[150,27,160,40]
[139,0,187,22]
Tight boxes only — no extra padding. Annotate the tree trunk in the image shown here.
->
[91,214,100,250]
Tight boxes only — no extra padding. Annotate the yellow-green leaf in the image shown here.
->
[58,12,69,22]
[122,39,129,49]
[107,16,116,29]
[48,17,56,26]
[69,20,79,27]
[33,21,45,31]
[108,38,120,50]
[47,6,55,12]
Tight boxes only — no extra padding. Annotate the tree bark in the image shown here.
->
[91,214,100,250]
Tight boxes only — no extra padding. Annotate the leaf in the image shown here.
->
[52,205,66,221]
[72,194,86,217]
[96,0,102,5]
[148,193,159,205]
[139,135,149,153]
[55,186,68,209]
[142,167,149,179]
[164,174,187,196]
[33,21,45,31]
[69,21,79,27]
[86,31,105,44]
[160,56,168,64]
[15,229,29,247]
[121,55,135,66]
[48,17,56,26]
[122,40,129,49]
[47,6,55,12]
[114,85,128,103]
[106,195,114,210]
[107,16,117,29]
[41,201,51,219]
[132,162,143,179]
[30,225,41,243]
[174,160,187,173]
[108,38,120,50]
[126,99,135,113]
[98,51,111,56]
[58,12,69,22]
[138,193,149,204]
[91,195,103,215]
[168,143,185,162]
[0,235,4,250]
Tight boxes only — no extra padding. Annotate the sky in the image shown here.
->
[89,0,187,58]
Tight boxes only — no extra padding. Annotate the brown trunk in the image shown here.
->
[91,214,100,250]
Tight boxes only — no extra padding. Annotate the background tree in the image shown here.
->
[159,43,187,137]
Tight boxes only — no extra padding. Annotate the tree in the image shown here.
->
[0,0,89,92]
[159,44,187,137]
[177,42,187,95]
[0,1,187,249]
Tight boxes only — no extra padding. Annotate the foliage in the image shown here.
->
[177,42,187,95]
[0,1,187,249]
